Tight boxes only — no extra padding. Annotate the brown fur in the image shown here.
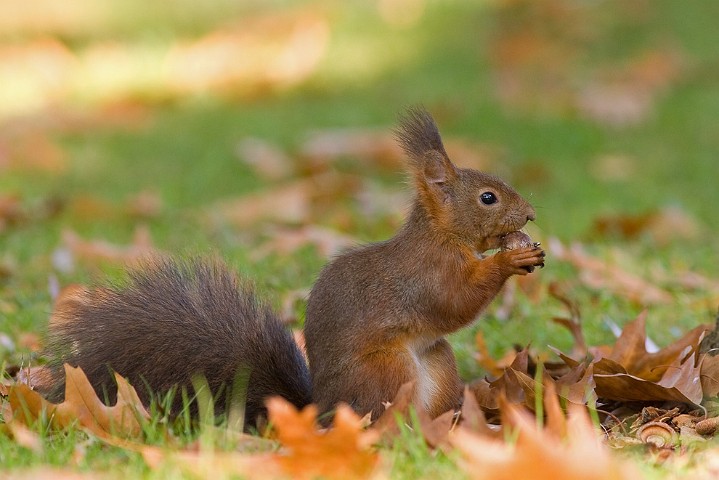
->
[305,107,543,420]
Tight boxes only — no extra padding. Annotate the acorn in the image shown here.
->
[500,231,534,251]
[500,231,542,273]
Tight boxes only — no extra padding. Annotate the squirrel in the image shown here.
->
[43,107,545,427]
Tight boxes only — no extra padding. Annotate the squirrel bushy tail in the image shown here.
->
[45,257,312,426]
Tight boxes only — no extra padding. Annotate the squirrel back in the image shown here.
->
[45,257,311,426]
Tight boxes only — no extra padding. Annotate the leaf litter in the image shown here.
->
[3,254,719,477]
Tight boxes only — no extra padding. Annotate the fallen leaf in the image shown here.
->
[7,364,150,440]
[0,194,25,231]
[549,281,587,355]
[236,137,294,180]
[53,226,158,272]
[299,129,404,173]
[594,352,703,405]
[370,382,414,442]
[474,331,518,377]
[549,238,673,305]
[68,191,162,221]
[450,401,637,480]
[252,225,357,260]
[7,421,43,453]
[589,154,637,183]
[591,206,702,245]
[459,385,496,436]
[577,50,682,127]
[267,397,381,480]
[206,173,361,229]
[606,311,708,382]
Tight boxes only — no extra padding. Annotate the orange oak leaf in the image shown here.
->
[450,401,638,480]
[7,364,149,440]
[266,396,381,480]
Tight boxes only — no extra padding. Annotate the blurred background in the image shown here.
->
[1,0,718,368]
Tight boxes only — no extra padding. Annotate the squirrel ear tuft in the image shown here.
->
[394,106,450,162]
[394,106,457,186]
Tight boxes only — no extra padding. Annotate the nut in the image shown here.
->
[500,231,533,251]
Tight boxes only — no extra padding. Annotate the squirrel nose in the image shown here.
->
[526,206,536,222]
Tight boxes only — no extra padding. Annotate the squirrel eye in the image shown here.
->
[480,192,497,205]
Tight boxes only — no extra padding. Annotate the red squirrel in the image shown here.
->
[44,107,545,426]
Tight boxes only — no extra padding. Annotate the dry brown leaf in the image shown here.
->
[370,381,414,442]
[451,401,637,480]
[578,50,682,127]
[7,364,150,440]
[606,312,709,382]
[589,154,637,183]
[53,226,158,272]
[300,129,404,172]
[474,332,518,377]
[236,137,294,180]
[252,225,357,260]
[553,363,597,406]
[549,238,672,305]
[7,421,43,453]
[594,351,703,405]
[68,191,162,221]
[267,397,381,480]
[368,381,455,447]
[592,206,701,245]
[459,385,498,437]
[488,348,532,407]
[0,194,25,231]
[549,281,587,355]
[206,173,361,229]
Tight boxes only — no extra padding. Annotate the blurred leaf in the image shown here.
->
[450,401,638,480]
[53,226,159,272]
[549,238,672,304]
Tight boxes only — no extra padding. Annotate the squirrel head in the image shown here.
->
[395,107,536,252]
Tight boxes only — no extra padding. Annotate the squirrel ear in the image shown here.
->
[421,151,457,186]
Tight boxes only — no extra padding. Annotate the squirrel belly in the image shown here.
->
[45,258,312,427]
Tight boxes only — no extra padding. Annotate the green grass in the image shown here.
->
[2,0,719,477]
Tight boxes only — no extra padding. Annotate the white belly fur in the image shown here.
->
[408,340,440,410]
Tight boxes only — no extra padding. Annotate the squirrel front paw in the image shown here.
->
[496,245,545,276]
